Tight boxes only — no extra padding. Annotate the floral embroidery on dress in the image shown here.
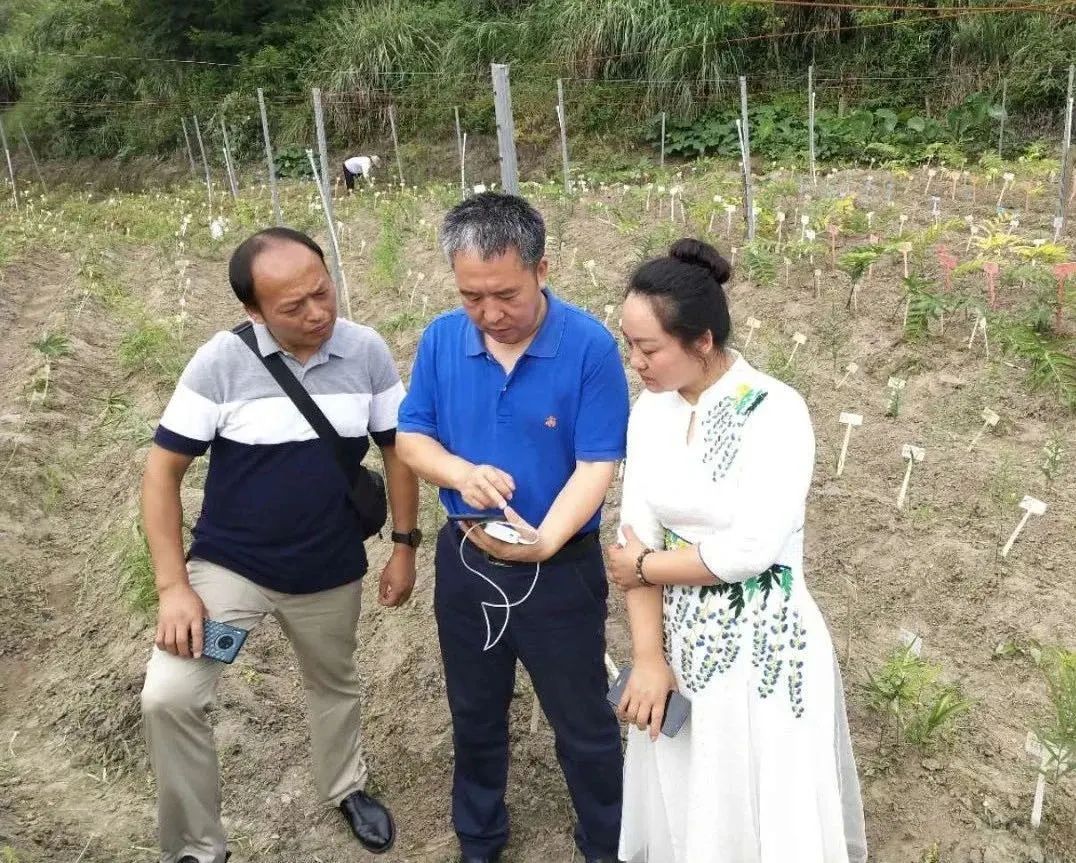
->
[661,528,807,716]
[700,384,767,482]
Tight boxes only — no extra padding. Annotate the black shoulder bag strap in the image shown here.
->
[232,321,386,537]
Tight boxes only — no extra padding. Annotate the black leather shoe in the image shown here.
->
[459,855,501,863]
[586,857,622,863]
[339,789,396,854]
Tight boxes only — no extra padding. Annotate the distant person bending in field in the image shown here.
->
[140,226,420,863]
[342,154,381,191]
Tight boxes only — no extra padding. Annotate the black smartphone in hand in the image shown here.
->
[607,665,690,738]
[201,619,248,664]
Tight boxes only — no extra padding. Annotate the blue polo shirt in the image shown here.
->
[398,289,629,534]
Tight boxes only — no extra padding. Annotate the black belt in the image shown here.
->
[449,523,599,568]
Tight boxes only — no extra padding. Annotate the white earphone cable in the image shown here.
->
[458,519,541,651]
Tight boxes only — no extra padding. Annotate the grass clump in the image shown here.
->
[864,643,971,748]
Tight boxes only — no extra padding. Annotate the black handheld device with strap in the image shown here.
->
[232,321,388,540]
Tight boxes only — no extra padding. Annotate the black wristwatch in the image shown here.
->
[391,528,423,549]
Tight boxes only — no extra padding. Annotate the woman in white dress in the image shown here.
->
[606,239,867,863]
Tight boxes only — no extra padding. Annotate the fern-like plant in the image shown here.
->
[995,321,1076,410]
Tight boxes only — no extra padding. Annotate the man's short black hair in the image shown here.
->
[228,227,326,306]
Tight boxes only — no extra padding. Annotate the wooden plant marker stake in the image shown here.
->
[725,204,737,237]
[866,211,875,231]
[1054,215,1064,243]
[827,223,839,268]
[800,214,809,242]
[645,184,653,211]
[967,313,989,355]
[951,170,959,200]
[421,295,429,317]
[776,211,785,251]
[931,196,941,227]
[805,229,817,265]
[743,316,762,351]
[898,241,912,278]
[836,412,863,477]
[786,332,807,368]
[924,168,937,196]
[814,268,822,299]
[603,304,615,328]
[896,444,925,510]
[966,408,1000,452]
[408,271,426,308]
[1025,731,1049,828]
[898,627,923,656]
[898,213,908,237]
[584,259,598,288]
[997,172,1014,208]
[784,257,791,286]
[1001,496,1047,558]
[731,246,738,268]
[836,361,858,390]
[971,175,978,204]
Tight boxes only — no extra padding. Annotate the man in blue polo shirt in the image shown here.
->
[139,227,420,863]
[397,193,629,863]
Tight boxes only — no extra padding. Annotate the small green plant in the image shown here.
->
[1040,434,1066,486]
[31,331,71,403]
[986,454,1021,511]
[1038,648,1076,780]
[118,523,157,613]
[741,242,777,284]
[94,392,154,445]
[382,310,424,334]
[864,644,970,747]
[885,385,902,419]
[118,319,184,383]
[837,245,883,311]
[918,843,941,863]
[994,320,1076,410]
[902,275,960,340]
[370,207,404,292]
[906,684,973,746]
[816,300,852,375]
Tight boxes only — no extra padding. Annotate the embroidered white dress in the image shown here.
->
[617,354,867,863]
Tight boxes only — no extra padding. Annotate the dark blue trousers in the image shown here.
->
[434,523,623,859]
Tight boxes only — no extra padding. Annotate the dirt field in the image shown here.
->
[1,162,1074,863]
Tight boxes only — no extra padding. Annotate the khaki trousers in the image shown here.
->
[140,558,367,863]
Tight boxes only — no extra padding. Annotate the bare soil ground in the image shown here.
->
[1,164,1074,863]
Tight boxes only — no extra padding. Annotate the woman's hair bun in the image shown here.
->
[668,238,731,285]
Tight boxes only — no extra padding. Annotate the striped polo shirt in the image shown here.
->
[154,319,405,594]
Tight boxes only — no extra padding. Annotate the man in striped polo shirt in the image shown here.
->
[139,227,419,863]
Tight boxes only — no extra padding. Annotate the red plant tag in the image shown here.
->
[935,245,958,290]
[983,261,1000,310]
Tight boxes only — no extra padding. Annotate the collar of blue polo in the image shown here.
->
[251,320,350,360]
[463,287,566,358]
